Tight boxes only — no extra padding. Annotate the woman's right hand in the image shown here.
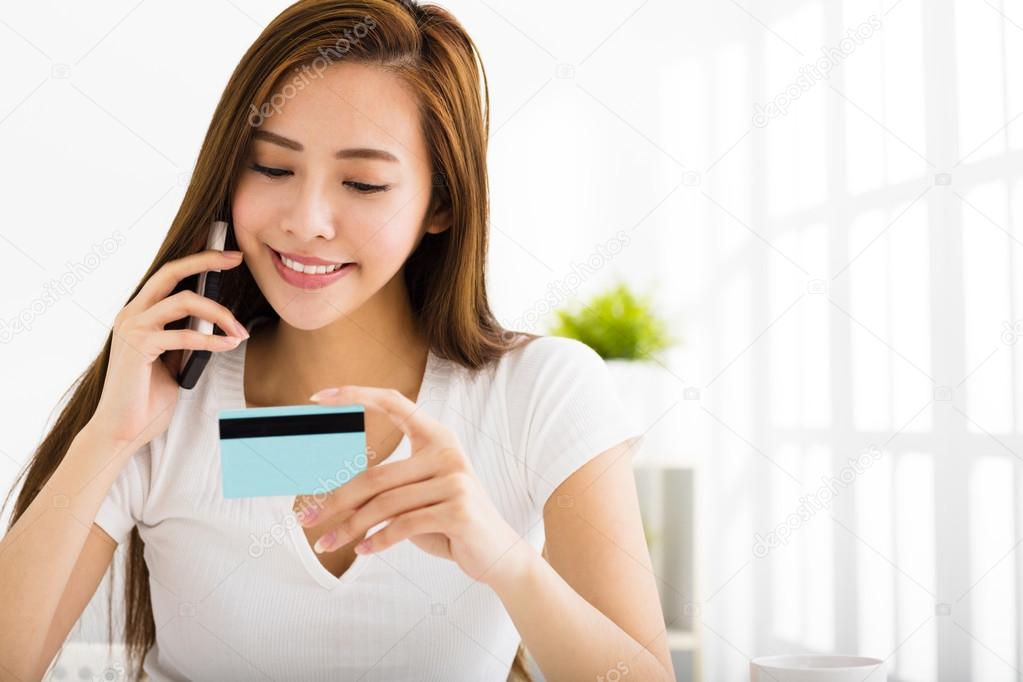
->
[88,249,250,449]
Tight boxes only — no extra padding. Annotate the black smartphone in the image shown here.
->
[177,219,232,389]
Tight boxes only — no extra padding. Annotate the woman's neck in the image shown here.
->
[245,277,430,408]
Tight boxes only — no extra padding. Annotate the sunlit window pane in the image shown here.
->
[769,228,802,429]
[969,456,1016,682]
[1012,179,1023,432]
[889,199,932,431]
[764,3,827,216]
[856,447,895,657]
[849,209,892,430]
[842,0,887,194]
[961,182,1013,433]
[894,452,936,682]
[955,0,1007,163]
[801,225,831,429]
[1007,4,1023,150]
[881,0,927,184]
[803,444,834,651]
[769,443,803,641]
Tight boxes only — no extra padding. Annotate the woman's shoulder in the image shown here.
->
[496,333,608,384]
[471,334,616,418]
[444,334,609,413]
[492,334,641,506]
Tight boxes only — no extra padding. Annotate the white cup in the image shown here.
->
[750,655,886,682]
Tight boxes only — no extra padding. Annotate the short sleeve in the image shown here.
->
[506,336,646,507]
[93,441,152,545]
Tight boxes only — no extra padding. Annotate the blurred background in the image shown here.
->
[1,0,1021,680]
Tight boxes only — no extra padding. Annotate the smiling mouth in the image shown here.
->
[271,248,355,275]
[267,245,358,290]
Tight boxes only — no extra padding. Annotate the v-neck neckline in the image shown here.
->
[219,335,445,591]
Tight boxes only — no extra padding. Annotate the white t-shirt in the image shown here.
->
[94,333,644,681]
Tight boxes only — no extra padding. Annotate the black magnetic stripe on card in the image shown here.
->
[219,411,365,439]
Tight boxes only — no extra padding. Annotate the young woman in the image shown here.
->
[0,1,674,680]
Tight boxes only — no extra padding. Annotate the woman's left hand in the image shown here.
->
[294,385,532,587]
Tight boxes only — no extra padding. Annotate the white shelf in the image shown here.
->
[666,628,697,651]
[632,456,699,470]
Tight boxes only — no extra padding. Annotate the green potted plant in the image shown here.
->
[548,281,681,463]
[547,281,675,362]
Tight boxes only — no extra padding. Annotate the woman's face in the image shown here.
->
[232,61,447,330]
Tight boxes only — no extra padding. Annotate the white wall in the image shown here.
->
[1,1,1020,681]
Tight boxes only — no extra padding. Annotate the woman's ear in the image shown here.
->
[424,203,452,235]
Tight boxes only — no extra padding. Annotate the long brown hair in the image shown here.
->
[4,1,537,678]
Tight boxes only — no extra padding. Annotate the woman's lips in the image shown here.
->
[268,244,357,290]
[275,249,352,267]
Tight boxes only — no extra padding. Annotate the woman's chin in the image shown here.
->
[274,307,344,331]
[265,294,357,331]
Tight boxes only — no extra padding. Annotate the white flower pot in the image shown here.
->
[604,358,685,464]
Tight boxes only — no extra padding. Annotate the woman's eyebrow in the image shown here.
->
[253,130,399,163]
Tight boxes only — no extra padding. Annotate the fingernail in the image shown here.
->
[309,388,339,402]
[314,530,336,553]
[225,250,243,259]
[298,505,318,525]
[234,322,250,339]
[355,539,371,554]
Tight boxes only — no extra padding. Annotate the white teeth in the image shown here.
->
[279,254,346,275]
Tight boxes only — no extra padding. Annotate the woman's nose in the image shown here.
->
[281,175,338,241]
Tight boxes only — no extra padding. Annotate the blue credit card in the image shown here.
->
[217,404,367,498]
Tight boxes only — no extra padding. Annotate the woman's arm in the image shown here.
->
[490,441,675,681]
[301,386,675,680]
[0,424,134,680]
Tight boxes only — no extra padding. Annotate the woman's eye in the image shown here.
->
[344,181,389,194]
[249,163,291,178]
[248,164,387,193]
